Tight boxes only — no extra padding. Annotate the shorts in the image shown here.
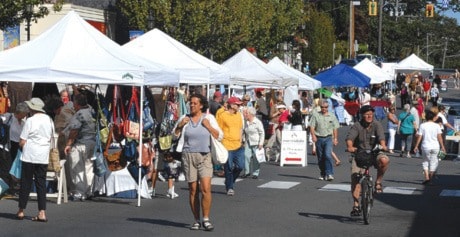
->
[182,152,213,182]
[351,152,388,174]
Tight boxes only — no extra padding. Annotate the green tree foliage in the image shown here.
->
[303,6,336,74]
[119,0,304,62]
[0,0,63,31]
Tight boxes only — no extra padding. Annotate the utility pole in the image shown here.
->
[349,1,355,59]
[442,38,448,68]
[377,0,383,56]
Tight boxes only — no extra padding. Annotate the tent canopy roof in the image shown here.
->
[395,53,434,71]
[123,28,230,84]
[354,58,393,84]
[0,11,179,86]
[223,49,297,87]
[268,57,321,90]
[314,64,370,87]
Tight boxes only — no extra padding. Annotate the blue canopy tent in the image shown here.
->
[314,64,370,87]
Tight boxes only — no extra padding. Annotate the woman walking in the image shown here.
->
[16,98,54,222]
[398,104,417,158]
[387,106,398,153]
[414,110,445,185]
[173,94,222,231]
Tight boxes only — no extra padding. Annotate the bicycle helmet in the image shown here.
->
[359,105,375,114]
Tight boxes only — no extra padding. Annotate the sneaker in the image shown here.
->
[227,189,234,196]
[202,220,214,231]
[326,175,334,181]
[406,153,411,158]
[158,173,166,182]
[149,188,156,198]
[166,190,179,199]
[318,176,325,181]
[190,222,201,230]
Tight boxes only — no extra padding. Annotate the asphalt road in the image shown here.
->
[1,87,459,237]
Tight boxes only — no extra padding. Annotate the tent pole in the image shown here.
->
[137,85,145,207]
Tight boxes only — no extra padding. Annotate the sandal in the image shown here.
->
[190,222,200,230]
[202,220,214,231]
[375,183,383,194]
[350,206,361,217]
[31,216,48,222]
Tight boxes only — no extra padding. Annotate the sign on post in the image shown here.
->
[280,130,307,167]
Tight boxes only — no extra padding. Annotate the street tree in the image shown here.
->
[0,0,64,31]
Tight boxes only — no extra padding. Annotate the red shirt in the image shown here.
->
[423,81,431,92]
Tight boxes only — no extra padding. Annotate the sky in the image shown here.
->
[444,9,460,24]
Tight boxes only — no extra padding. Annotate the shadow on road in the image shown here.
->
[127,217,188,228]
[298,212,360,224]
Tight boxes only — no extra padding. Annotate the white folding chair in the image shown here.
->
[30,159,68,204]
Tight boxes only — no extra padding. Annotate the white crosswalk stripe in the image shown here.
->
[258,181,300,189]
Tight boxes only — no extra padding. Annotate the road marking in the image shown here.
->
[383,187,417,195]
[211,177,242,186]
[440,189,460,197]
[258,181,300,189]
[318,184,417,195]
[318,184,350,192]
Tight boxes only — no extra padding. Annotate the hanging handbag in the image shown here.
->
[48,123,60,172]
[93,118,108,177]
[0,86,9,114]
[104,126,127,172]
[96,85,110,144]
[210,136,228,165]
[112,85,126,143]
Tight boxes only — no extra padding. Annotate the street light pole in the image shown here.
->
[25,4,33,41]
[147,10,154,30]
[378,0,383,56]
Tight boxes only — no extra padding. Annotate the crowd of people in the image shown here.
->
[0,72,458,229]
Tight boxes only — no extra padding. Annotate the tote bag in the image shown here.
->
[9,150,22,179]
[211,136,228,165]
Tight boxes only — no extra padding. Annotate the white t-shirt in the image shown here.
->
[417,121,442,150]
[20,113,54,164]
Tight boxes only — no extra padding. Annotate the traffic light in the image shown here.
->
[368,1,377,16]
[426,4,434,18]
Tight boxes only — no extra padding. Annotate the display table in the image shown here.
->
[94,165,150,199]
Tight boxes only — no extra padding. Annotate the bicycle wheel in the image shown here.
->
[361,178,373,225]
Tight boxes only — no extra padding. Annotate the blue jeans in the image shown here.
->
[224,146,244,190]
[400,133,413,153]
[315,136,333,177]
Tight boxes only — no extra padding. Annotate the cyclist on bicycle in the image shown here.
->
[345,105,389,216]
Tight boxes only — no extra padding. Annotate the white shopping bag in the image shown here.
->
[256,148,266,163]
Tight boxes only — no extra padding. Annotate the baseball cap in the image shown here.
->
[214,91,222,98]
[227,97,243,105]
[359,105,375,114]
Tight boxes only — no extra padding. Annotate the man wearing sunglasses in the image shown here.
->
[309,99,340,181]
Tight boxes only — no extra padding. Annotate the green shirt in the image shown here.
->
[309,112,339,137]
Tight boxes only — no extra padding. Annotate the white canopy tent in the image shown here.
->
[268,57,321,90]
[353,58,393,84]
[380,62,397,80]
[394,53,434,72]
[0,11,180,207]
[223,49,298,88]
[123,28,230,85]
[0,11,179,86]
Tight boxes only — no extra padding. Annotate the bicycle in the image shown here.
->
[350,145,382,225]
